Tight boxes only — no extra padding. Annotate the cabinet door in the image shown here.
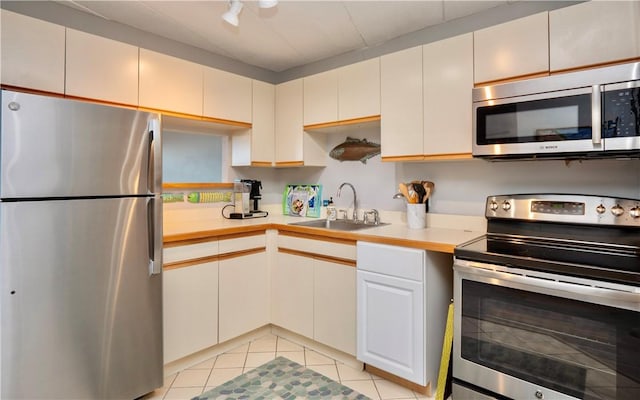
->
[163,262,218,363]
[219,252,270,342]
[423,33,473,156]
[0,10,65,93]
[380,46,423,159]
[271,251,313,338]
[275,79,304,164]
[251,80,275,165]
[338,58,381,120]
[357,270,425,385]
[139,49,203,115]
[474,12,549,84]
[303,69,338,126]
[314,260,356,355]
[549,1,640,72]
[203,67,252,122]
[66,29,139,106]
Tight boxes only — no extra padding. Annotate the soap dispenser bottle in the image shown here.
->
[326,197,337,221]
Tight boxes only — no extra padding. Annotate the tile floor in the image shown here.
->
[144,332,435,400]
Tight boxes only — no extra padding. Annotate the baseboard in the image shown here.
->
[163,325,272,377]
[269,325,363,370]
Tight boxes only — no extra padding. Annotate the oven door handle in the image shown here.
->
[454,260,640,312]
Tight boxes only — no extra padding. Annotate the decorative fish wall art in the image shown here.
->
[329,137,381,164]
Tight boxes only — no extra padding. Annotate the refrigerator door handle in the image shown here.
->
[147,195,163,275]
[147,118,162,194]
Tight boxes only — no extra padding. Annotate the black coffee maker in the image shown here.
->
[240,179,268,218]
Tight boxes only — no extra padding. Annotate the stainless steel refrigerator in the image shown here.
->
[0,90,163,399]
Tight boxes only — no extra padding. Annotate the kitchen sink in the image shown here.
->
[288,219,389,231]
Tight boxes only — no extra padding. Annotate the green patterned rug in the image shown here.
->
[193,356,371,400]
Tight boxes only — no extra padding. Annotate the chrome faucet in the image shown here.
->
[337,182,358,221]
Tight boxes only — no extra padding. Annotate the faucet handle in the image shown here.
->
[363,209,380,225]
[337,208,348,220]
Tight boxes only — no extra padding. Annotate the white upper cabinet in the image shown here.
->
[380,46,424,160]
[203,67,252,122]
[549,1,640,72]
[139,49,203,116]
[474,12,549,84]
[66,29,139,106]
[338,58,381,120]
[423,33,473,157]
[0,10,65,93]
[275,79,303,164]
[303,69,338,126]
[249,80,275,166]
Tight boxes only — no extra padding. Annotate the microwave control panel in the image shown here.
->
[603,86,640,138]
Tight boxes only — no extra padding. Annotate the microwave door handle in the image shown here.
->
[592,84,602,146]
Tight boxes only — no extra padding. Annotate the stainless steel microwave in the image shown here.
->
[473,62,640,160]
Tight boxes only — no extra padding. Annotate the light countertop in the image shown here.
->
[163,209,485,254]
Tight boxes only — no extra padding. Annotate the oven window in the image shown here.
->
[461,280,640,400]
[476,94,592,145]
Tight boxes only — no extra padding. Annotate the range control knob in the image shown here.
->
[489,201,499,211]
[596,204,606,214]
[629,206,640,218]
[611,204,624,217]
[502,201,511,211]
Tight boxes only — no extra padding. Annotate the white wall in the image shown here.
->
[233,130,640,217]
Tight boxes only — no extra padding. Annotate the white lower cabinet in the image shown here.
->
[356,241,452,390]
[163,262,219,364]
[218,251,270,342]
[271,251,314,338]
[313,260,356,355]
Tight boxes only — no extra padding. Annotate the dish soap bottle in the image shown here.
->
[326,197,337,221]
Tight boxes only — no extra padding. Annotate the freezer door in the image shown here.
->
[0,197,163,399]
[1,90,161,198]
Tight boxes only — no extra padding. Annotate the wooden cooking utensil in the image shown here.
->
[399,183,411,203]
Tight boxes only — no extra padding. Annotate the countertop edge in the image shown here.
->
[163,222,472,254]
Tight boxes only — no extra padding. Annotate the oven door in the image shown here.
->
[453,259,640,400]
[473,86,598,158]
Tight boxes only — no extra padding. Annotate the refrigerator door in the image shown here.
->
[0,197,163,399]
[1,90,161,198]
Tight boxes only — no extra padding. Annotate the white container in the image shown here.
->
[406,203,426,229]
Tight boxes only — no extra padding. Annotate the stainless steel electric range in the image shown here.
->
[452,194,640,400]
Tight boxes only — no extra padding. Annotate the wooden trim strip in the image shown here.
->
[381,155,425,162]
[278,230,356,246]
[218,247,266,261]
[423,153,473,161]
[365,364,431,396]
[551,57,640,76]
[139,106,252,128]
[163,182,234,190]
[200,115,252,129]
[163,254,219,270]
[303,115,381,131]
[164,247,266,269]
[474,70,550,88]
[250,161,274,167]
[164,224,271,244]
[163,235,219,248]
[1,85,65,98]
[278,247,356,267]
[275,161,305,167]
[218,230,266,241]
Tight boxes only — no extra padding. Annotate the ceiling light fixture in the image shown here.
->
[222,0,278,27]
[222,0,243,27]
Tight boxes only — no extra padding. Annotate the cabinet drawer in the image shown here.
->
[163,240,219,263]
[219,234,266,254]
[278,234,356,260]
[357,242,424,281]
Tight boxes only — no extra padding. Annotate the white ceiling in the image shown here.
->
[57,0,509,72]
